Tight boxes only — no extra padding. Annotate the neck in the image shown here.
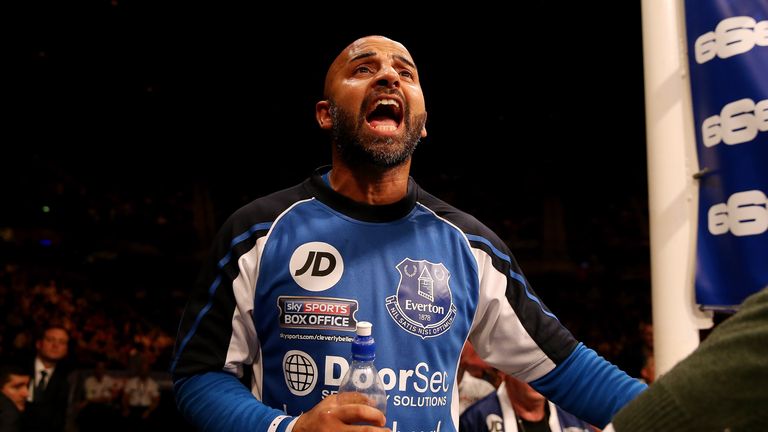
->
[38,357,56,370]
[329,157,411,205]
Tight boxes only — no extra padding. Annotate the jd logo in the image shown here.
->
[290,242,344,292]
[295,251,336,277]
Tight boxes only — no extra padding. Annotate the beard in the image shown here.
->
[329,98,426,168]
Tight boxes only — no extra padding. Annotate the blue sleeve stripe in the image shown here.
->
[171,221,272,374]
[219,222,273,267]
[465,233,511,262]
[171,277,221,373]
[465,233,558,321]
[530,343,647,427]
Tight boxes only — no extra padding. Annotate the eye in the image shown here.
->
[354,65,373,75]
[399,69,414,80]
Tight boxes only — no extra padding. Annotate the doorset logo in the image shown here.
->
[289,242,344,292]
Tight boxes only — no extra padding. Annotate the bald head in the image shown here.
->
[324,35,416,98]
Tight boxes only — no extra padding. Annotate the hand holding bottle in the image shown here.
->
[294,322,389,431]
[292,392,389,432]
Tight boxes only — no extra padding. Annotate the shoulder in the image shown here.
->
[416,188,509,254]
[0,394,21,429]
[216,179,314,241]
[461,391,501,420]
[460,392,501,432]
[230,181,312,225]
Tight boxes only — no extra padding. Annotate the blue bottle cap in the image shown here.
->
[352,322,376,361]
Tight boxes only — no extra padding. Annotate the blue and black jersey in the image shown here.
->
[172,166,645,432]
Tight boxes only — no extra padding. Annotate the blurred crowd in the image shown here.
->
[0,277,174,374]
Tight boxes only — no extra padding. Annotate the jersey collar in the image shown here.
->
[305,166,418,223]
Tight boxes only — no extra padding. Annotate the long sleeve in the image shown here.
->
[610,287,768,431]
[530,343,647,427]
[175,371,295,432]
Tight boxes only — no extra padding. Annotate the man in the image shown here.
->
[172,35,645,432]
[0,364,30,432]
[604,286,768,431]
[77,361,118,432]
[24,326,70,432]
[458,342,496,414]
[460,374,593,432]
[121,362,160,429]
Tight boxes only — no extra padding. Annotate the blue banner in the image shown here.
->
[685,0,768,307]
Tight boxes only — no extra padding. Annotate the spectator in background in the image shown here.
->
[460,373,593,432]
[77,360,119,432]
[23,326,70,432]
[122,362,159,430]
[458,342,496,414]
[639,353,654,385]
[0,363,30,432]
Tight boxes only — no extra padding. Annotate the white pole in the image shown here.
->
[640,0,713,376]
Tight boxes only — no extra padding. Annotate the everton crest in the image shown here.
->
[386,258,457,338]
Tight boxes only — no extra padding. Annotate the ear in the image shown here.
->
[316,100,333,130]
[420,111,428,138]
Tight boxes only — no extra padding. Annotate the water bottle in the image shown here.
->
[338,321,387,416]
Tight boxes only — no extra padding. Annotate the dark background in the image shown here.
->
[7,1,648,205]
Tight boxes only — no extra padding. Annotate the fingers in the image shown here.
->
[332,403,386,427]
[292,394,388,432]
[336,391,375,407]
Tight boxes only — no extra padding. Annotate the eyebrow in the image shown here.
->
[394,55,416,69]
[349,51,377,63]
[348,52,416,70]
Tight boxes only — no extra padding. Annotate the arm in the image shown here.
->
[171,215,287,431]
[175,372,293,431]
[142,379,161,419]
[608,287,768,431]
[121,382,131,416]
[176,373,386,432]
[530,343,646,427]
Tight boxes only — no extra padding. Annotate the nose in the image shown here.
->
[375,65,400,90]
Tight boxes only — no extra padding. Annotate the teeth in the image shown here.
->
[373,125,397,131]
[375,99,399,108]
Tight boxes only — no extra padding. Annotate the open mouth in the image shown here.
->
[365,97,403,133]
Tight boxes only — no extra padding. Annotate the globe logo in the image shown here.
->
[283,350,318,396]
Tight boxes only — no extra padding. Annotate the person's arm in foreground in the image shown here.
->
[604,287,768,431]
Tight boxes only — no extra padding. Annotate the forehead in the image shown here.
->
[44,328,68,340]
[6,374,30,385]
[344,38,413,63]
